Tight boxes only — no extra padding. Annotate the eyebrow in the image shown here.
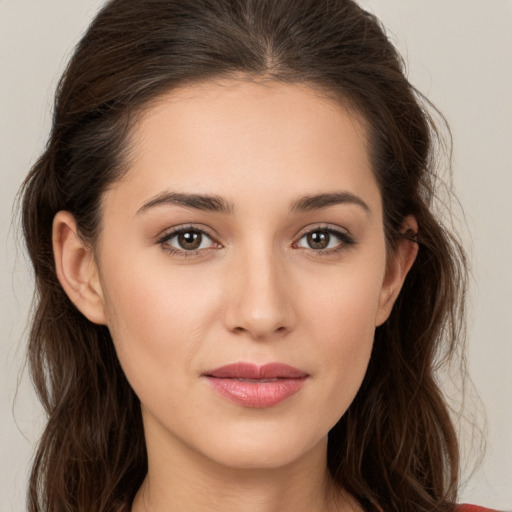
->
[290,192,371,216]
[137,191,235,215]
[137,190,370,216]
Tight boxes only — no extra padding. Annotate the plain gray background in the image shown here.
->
[1,1,511,510]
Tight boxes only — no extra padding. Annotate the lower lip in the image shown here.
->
[204,376,308,408]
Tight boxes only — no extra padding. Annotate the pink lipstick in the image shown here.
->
[202,362,308,408]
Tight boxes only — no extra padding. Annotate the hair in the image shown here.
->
[20,0,467,511]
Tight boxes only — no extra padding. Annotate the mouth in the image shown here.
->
[226,378,281,382]
[202,362,309,408]
[203,362,308,379]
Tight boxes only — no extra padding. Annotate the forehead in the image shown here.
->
[131,78,368,159]
[107,78,380,216]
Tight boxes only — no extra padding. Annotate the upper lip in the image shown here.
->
[204,362,308,379]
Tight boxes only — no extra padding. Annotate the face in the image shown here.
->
[76,79,408,470]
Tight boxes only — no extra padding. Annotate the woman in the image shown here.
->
[19,0,496,511]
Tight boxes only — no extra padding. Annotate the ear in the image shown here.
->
[52,211,107,325]
[375,216,419,326]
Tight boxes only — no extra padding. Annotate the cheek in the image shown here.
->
[98,225,386,425]
[99,252,223,397]
[301,254,385,346]
[297,255,385,414]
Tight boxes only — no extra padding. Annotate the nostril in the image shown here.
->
[229,324,288,339]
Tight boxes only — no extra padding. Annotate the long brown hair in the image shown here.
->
[20,0,467,510]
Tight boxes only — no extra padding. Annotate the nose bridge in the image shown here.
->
[224,237,294,339]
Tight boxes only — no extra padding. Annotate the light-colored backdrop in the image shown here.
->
[1,1,511,510]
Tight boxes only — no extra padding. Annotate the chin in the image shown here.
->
[199,423,328,471]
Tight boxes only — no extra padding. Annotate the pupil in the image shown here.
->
[307,231,329,249]
[178,231,201,250]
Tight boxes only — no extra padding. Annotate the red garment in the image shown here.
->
[457,505,500,512]
[374,504,498,511]
[373,503,498,512]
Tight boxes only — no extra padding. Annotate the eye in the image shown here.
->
[295,227,354,252]
[158,227,219,254]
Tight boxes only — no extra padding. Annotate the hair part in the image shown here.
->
[20,1,467,510]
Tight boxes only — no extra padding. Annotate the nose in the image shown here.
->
[223,245,296,340]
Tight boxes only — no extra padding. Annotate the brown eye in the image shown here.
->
[295,227,354,253]
[161,228,217,253]
[306,231,330,250]
[177,231,202,250]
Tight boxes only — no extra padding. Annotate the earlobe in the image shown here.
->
[52,211,107,325]
[375,216,419,326]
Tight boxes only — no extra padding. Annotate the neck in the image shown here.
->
[131,419,360,512]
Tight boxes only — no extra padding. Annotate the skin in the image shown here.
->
[53,78,417,512]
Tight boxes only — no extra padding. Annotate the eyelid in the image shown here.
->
[156,224,222,255]
[155,223,355,258]
[292,224,355,252]
[293,223,353,240]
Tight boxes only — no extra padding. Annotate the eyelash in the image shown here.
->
[293,226,356,256]
[157,225,355,258]
[157,225,220,258]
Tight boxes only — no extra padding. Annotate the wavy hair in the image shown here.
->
[20,0,467,510]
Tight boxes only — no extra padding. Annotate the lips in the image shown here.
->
[203,362,309,408]
[205,362,308,379]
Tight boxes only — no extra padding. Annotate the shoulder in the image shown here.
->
[457,505,503,512]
